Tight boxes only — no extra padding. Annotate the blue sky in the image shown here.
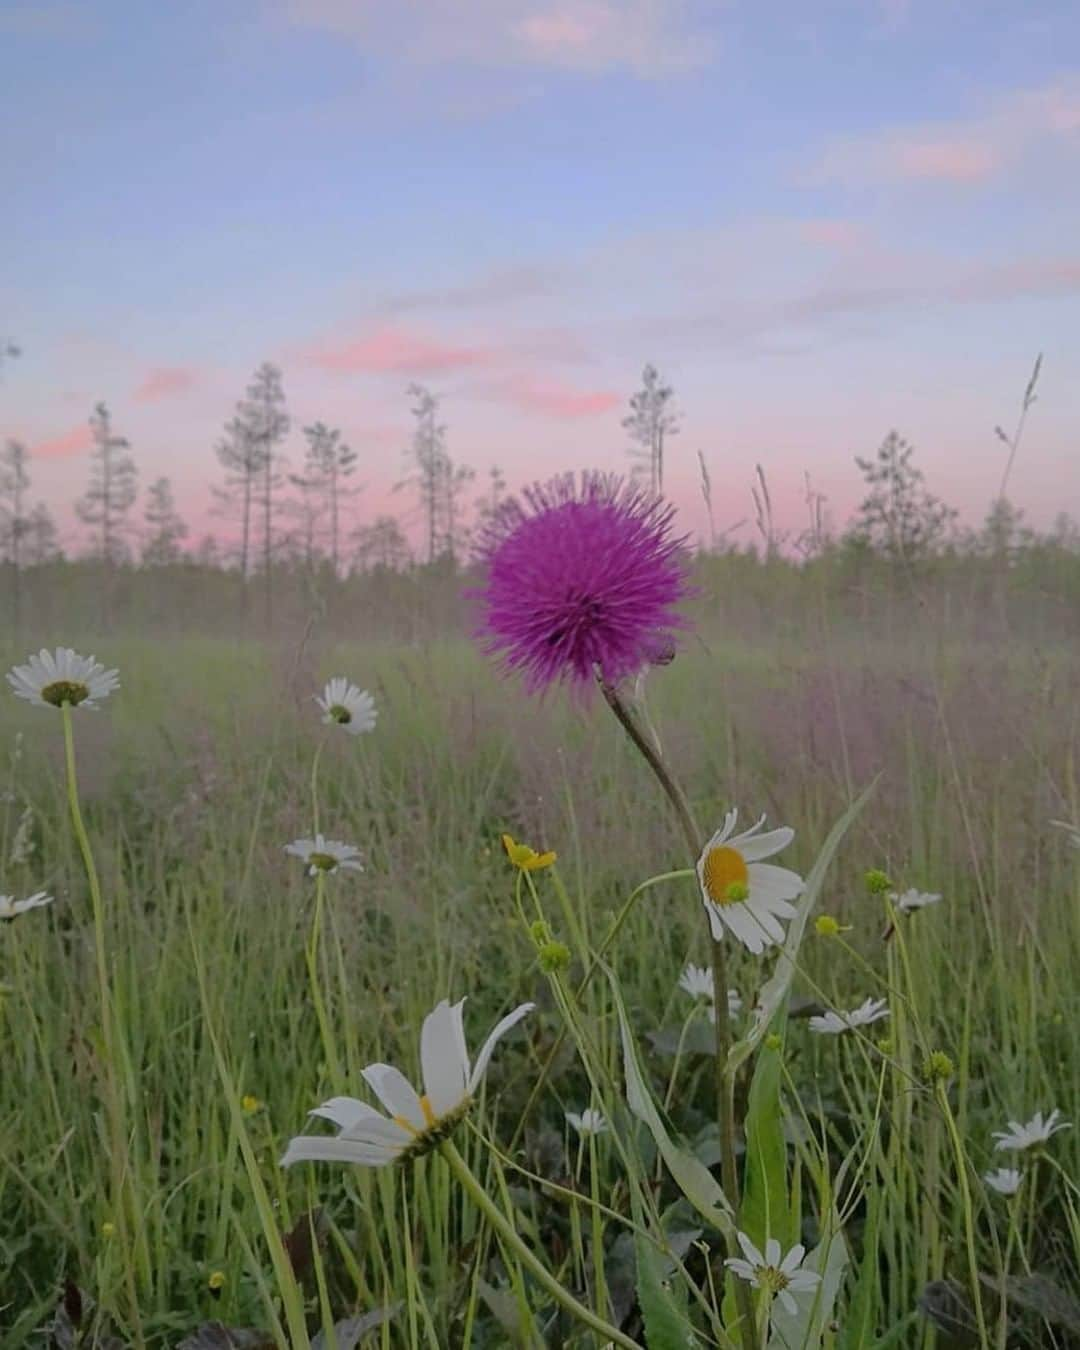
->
[2,0,1079,549]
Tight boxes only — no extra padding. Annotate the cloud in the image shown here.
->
[134,366,200,402]
[31,423,93,460]
[284,0,714,77]
[378,264,562,316]
[303,326,495,375]
[797,218,865,248]
[812,77,1080,187]
[498,375,621,418]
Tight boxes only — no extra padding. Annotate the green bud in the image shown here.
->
[538,941,571,974]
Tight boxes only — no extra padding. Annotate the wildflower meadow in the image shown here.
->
[1,481,1079,1349]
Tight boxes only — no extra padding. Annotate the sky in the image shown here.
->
[2,0,1079,554]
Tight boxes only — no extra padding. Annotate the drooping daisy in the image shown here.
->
[984,1168,1022,1196]
[315,678,377,736]
[725,1233,821,1316]
[7,648,119,711]
[889,888,943,913]
[471,472,692,696]
[566,1108,607,1138]
[0,891,53,920]
[697,811,804,955]
[808,997,890,1036]
[281,997,534,1168]
[992,1109,1072,1153]
[284,834,364,876]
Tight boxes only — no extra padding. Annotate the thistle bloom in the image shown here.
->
[7,648,119,711]
[471,472,691,695]
[725,1233,821,1315]
[0,891,53,920]
[566,1108,607,1138]
[808,997,890,1036]
[501,833,556,870]
[284,834,364,876]
[992,1109,1071,1153]
[889,888,943,913]
[984,1167,1022,1196]
[697,811,804,955]
[281,997,534,1167]
[315,678,377,735]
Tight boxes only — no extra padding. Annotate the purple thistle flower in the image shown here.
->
[470,472,693,695]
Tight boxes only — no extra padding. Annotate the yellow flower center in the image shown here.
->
[309,852,338,871]
[703,846,750,907]
[41,679,90,708]
[759,1265,791,1295]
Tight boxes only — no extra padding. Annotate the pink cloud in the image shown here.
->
[31,423,93,460]
[134,365,199,402]
[501,375,620,418]
[893,138,999,182]
[305,326,494,375]
[798,218,865,248]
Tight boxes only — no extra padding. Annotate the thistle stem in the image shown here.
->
[441,1138,642,1349]
[599,675,756,1349]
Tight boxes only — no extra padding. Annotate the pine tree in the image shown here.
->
[75,402,138,564]
[0,439,31,627]
[849,431,955,561]
[236,363,289,624]
[24,503,59,564]
[213,415,265,579]
[291,421,359,574]
[352,514,411,572]
[142,476,189,565]
[398,384,448,565]
[623,363,678,496]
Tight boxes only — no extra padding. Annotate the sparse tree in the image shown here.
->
[75,402,138,565]
[623,363,679,496]
[848,431,955,562]
[397,384,448,565]
[352,514,411,572]
[141,476,188,566]
[290,422,360,575]
[194,533,222,569]
[443,459,475,565]
[235,363,289,622]
[23,502,59,565]
[0,440,31,626]
[213,416,265,579]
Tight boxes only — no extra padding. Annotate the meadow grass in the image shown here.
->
[1,595,1078,1346]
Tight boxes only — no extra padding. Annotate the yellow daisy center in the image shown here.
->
[41,679,90,708]
[703,846,750,907]
[308,852,338,871]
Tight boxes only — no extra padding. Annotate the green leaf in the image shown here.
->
[632,1186,702,1350]
[766,1223,849,1350]
[606,962,732,1230]
[739,1030,795,1253]
[841,1180,881,1349]
[728,781,877,1075]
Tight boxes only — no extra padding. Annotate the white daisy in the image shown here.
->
[992,1109,1072,1153]
[566,1107,607,1138]
[0,891,53,920]
[677,964,742,1018]
[889,888,943,913]
[725,1232,821,1316]
[697,810,804,955]
[808,997,890,1036]
[984,1168,1022,1196]
[316,678,377,736]
[284,834,364,876]
[7,648,119,711]
[281,997,534,1168]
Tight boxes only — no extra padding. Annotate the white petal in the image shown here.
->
[748,863,804,901]
[780,1243,805,1274]
[309,1096,378,1130]
[737,1231,764,1267]
[721,902,770,954]
[281,1135,397,1167]
[701,894,728,942]
[724,1259,756,1281]
[361,1064,425,1129]
[468,1002,534,1094]
[778,1289,798,1316]
[734,826,794,863]
[421,999,469,1118]
[764,1238,781,1266]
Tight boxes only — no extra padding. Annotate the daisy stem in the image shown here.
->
[440,1138,643,1349]
[599,678,756,1349]
[936,1080,991,1349]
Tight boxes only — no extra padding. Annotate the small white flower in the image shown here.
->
[566,1108,607,1138]
[678,964,742,1018]
[889,888,942,913]
[281,997,534,1168]
[697,810,803,955]
[725,1232,821,1316]
[7,648,119,711]
[284,834,364,876]
[316,678,377,736]
[808,997,890,1036]
[1050,819,1080,849]
[992,1109,1072,1153]
[0,891,53,921]
[984,1167,1022,1196]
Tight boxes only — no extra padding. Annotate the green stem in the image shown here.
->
[62,703,110,1026]
[441,1138,642,1349]
[936,1081,991,1349]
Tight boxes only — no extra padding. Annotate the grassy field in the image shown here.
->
[1,561,1079,1347]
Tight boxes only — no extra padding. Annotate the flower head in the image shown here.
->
[808,997,890,1036]
[315,678,377,736]
[984,1167,1022,1196]
[725,1233,821,1316]
[8,648,119,711]
[678,963,715,1000]
[282,997,534,1168]
[697,811,804,955]
[0,891,53,921]
[284,834,364,877]
[889,888,942,913]
[566,1107,607,1138]
[992,1109,1071,1153]
[501,833,556,871]
[864,869,892,895]
[471,472,692,696]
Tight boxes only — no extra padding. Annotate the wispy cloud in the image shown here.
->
[284,0,714,77]
[378,264,562,316]
[134,366,200,402]
[303,326,495,375]
[812,77,1080,186]
[496,374,620,418]
[30,423,93,460]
